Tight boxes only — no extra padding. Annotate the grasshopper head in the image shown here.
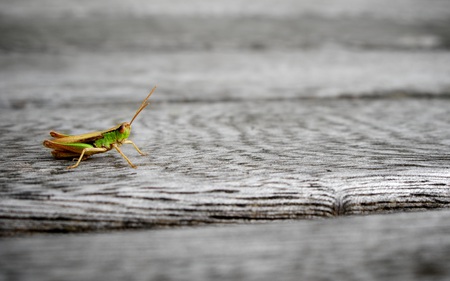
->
[118,122,132,141]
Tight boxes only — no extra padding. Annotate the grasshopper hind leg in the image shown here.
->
[51,150,87,160]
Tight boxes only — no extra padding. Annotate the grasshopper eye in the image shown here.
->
[119,123,130,134]
[119,124,126,133]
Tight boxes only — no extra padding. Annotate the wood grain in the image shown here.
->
[1,97,449,233]
[1,209,449,281]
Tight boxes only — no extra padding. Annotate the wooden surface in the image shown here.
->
[1,209,450,281]
[1,0,450,279]
[1,96,450,233]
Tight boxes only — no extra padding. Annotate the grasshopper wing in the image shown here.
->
[50,123,122,144]
[43,139,93,153]
[50,131,71,138]
[47,131,105,144]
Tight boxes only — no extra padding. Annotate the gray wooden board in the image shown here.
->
[1,209,449,281]
[1,95,449,233]
[1,0,450,53]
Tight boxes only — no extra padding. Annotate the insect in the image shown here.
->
[43,86,156,169]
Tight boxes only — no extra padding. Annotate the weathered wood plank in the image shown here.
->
[1,97,449,233]
[1,209,449,281]
[1,0,450,52]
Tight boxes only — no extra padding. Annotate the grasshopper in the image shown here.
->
[43,86,156,169]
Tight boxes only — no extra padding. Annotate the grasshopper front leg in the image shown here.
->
[123,140,147,156]
[68,147,108,169]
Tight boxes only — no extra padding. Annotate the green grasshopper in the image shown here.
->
[43,86,156,169]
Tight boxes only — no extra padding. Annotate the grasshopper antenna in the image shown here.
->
[130,86,157,125]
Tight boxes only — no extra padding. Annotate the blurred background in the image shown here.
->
[1,0,450,107]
